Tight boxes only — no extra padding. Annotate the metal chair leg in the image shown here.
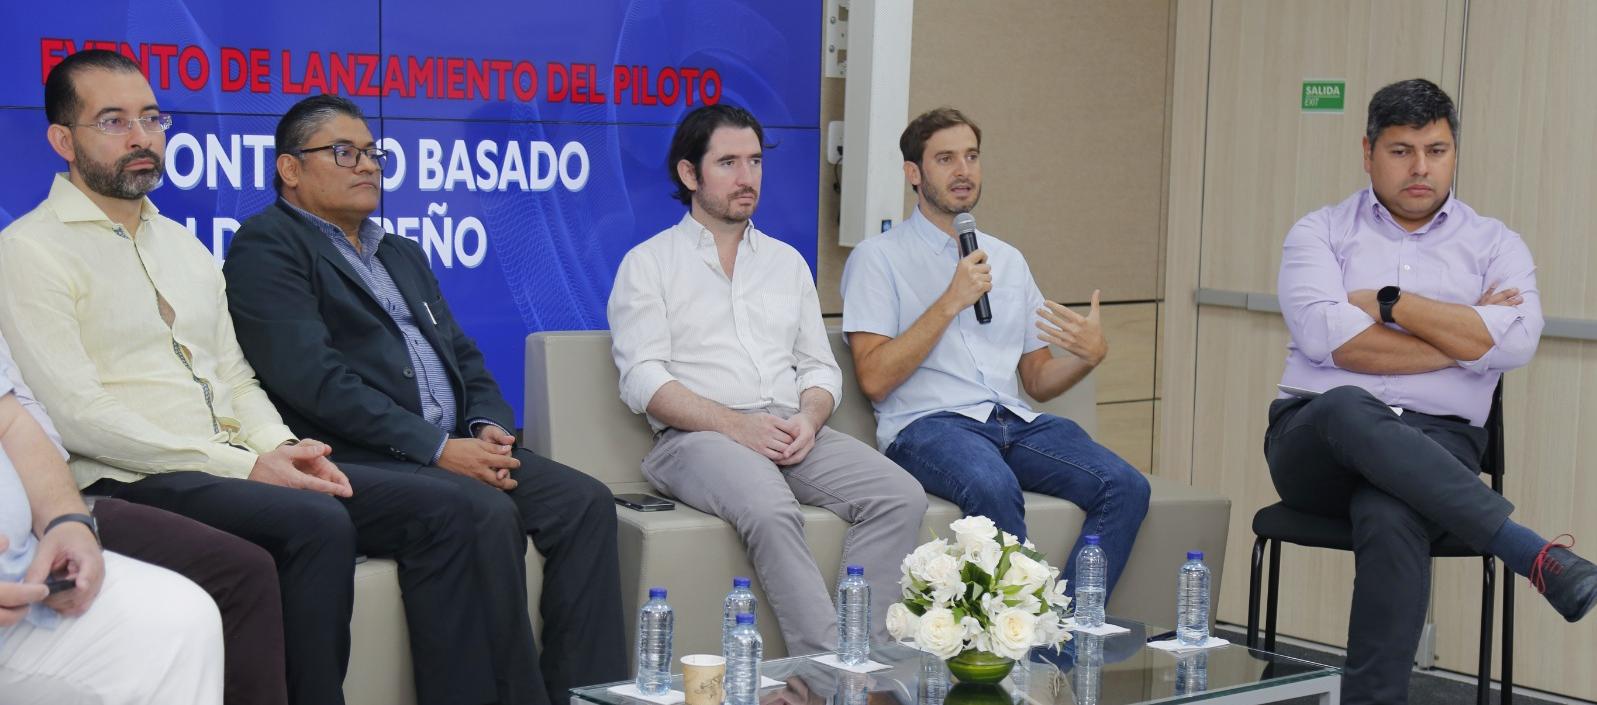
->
[1503,560,1515,704]
[1248,536,1266,648]
[1265,539,1281,653]
[1477,556,1496,705]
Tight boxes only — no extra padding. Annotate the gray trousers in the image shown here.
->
[643,423,928,655]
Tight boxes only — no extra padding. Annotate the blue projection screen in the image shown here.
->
[0,0,822,424]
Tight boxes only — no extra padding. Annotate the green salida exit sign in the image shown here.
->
[1302,80,1346,112]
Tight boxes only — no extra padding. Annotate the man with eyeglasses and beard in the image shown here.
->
[0,51,523,705]
[222,93,627,704]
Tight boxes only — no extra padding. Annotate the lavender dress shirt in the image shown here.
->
[1276,188,1543,426]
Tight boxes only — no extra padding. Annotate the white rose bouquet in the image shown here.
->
[886,516,1072,661]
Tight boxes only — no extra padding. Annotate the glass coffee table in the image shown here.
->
[571,619,1340,705]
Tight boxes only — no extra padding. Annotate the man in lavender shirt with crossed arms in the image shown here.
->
[1268,78,1596,704]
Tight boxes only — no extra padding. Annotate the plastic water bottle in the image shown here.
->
[1174,651,1209,695]
[1073,632,1104,705]
[835,670,869,705]
[1074,535,1107,628]
[725,613,763,705]
[836,564,871,664]
[917,650,948,705]
[635,587,674,694]
[1176,551,1211,647]
[723,577,758,658]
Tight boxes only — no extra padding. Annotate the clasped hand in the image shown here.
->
[726,412,818,466]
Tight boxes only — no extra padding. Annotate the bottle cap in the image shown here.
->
[846,564,865,576]
[1187,551,1204,561]
[736,612,755,625]
[650,587,668,599]
[733,577,751,588]
[1083,534,1101,545]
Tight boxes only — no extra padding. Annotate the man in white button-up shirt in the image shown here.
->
[841,108,1149,605]
[609,105,926,655]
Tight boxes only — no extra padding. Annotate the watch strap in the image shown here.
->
[43,512,99,545]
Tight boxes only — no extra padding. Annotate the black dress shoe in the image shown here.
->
[1532,538,1597,623]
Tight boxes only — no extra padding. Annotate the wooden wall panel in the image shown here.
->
[1429,2,1597,696]
[816,1,1174,311]
[1098,400,1156,475]
[1190,307,1360,645]
[1431,341,1597,699]
[1157,0,1211,485]
[1097,302,1159,404]
[1199,0,1456,294]
[1451,0,1597,320]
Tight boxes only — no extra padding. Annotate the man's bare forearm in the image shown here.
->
[1389,294,1495,361]
[644,381,740,434]
[852,296,961,403]
[0,396,89,535]
[1331,325,1457,374]
[797,387,835,427]
[1020,351,1095,402]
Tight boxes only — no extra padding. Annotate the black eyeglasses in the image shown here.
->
[296,144,389,169]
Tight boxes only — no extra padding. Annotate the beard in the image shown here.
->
[78,147,165,200]
[920,176,981,217]
[694,186,759,225]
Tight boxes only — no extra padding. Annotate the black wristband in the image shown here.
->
[43,512,99,545]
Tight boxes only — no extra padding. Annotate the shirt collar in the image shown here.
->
[676,212,760,253]
[907,205,959,254]
[45,173,159,228]
[1363,185,1457,235]
[281,198,385,253]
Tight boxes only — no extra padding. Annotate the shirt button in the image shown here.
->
[403,368,415,378]
[1403,264,1411,271]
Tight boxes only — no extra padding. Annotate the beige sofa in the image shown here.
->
[524,329,1231,663]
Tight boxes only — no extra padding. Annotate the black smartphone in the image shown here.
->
[45,573,75,595]
[614,493,676,512]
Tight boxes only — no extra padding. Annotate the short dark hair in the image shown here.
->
[45,49,144,126]
[666,104,765,205]
[900,107,982,166]
[1365,79,1459,147]
[274,94,367,193]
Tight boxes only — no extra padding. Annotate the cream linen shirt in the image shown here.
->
[608,213,842,432]
[0,175,295,488]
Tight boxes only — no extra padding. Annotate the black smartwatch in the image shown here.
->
[1377,286,1402,323]
[43,512,100,546]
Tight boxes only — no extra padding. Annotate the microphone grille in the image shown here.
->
[953,212,977,234]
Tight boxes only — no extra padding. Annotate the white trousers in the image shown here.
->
[0,551,223,705]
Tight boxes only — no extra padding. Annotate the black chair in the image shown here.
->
[1246,381,1514,705]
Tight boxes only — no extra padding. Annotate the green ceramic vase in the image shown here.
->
[944,683,1010,705]
[945,649,1015,684]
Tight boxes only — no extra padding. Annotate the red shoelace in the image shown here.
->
[1531,534,1576,594]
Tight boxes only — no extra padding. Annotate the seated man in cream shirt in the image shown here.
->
[608,104,926,655]
[0,49,529,705]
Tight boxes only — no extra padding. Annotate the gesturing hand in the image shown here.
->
[249,439,354,497]
[725,413,795,461]
[1036,289,1107,366]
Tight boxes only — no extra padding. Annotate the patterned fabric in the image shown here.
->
[281,201,455,459]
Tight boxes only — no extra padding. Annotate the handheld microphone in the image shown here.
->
[953,212,992,324]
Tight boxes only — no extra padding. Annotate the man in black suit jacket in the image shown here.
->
[223,95,626,705]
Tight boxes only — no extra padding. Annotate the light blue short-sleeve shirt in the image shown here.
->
[0,377,61,648]
[840,206,1048,450]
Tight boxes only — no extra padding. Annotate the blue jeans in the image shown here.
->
[886,407,1150,597]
